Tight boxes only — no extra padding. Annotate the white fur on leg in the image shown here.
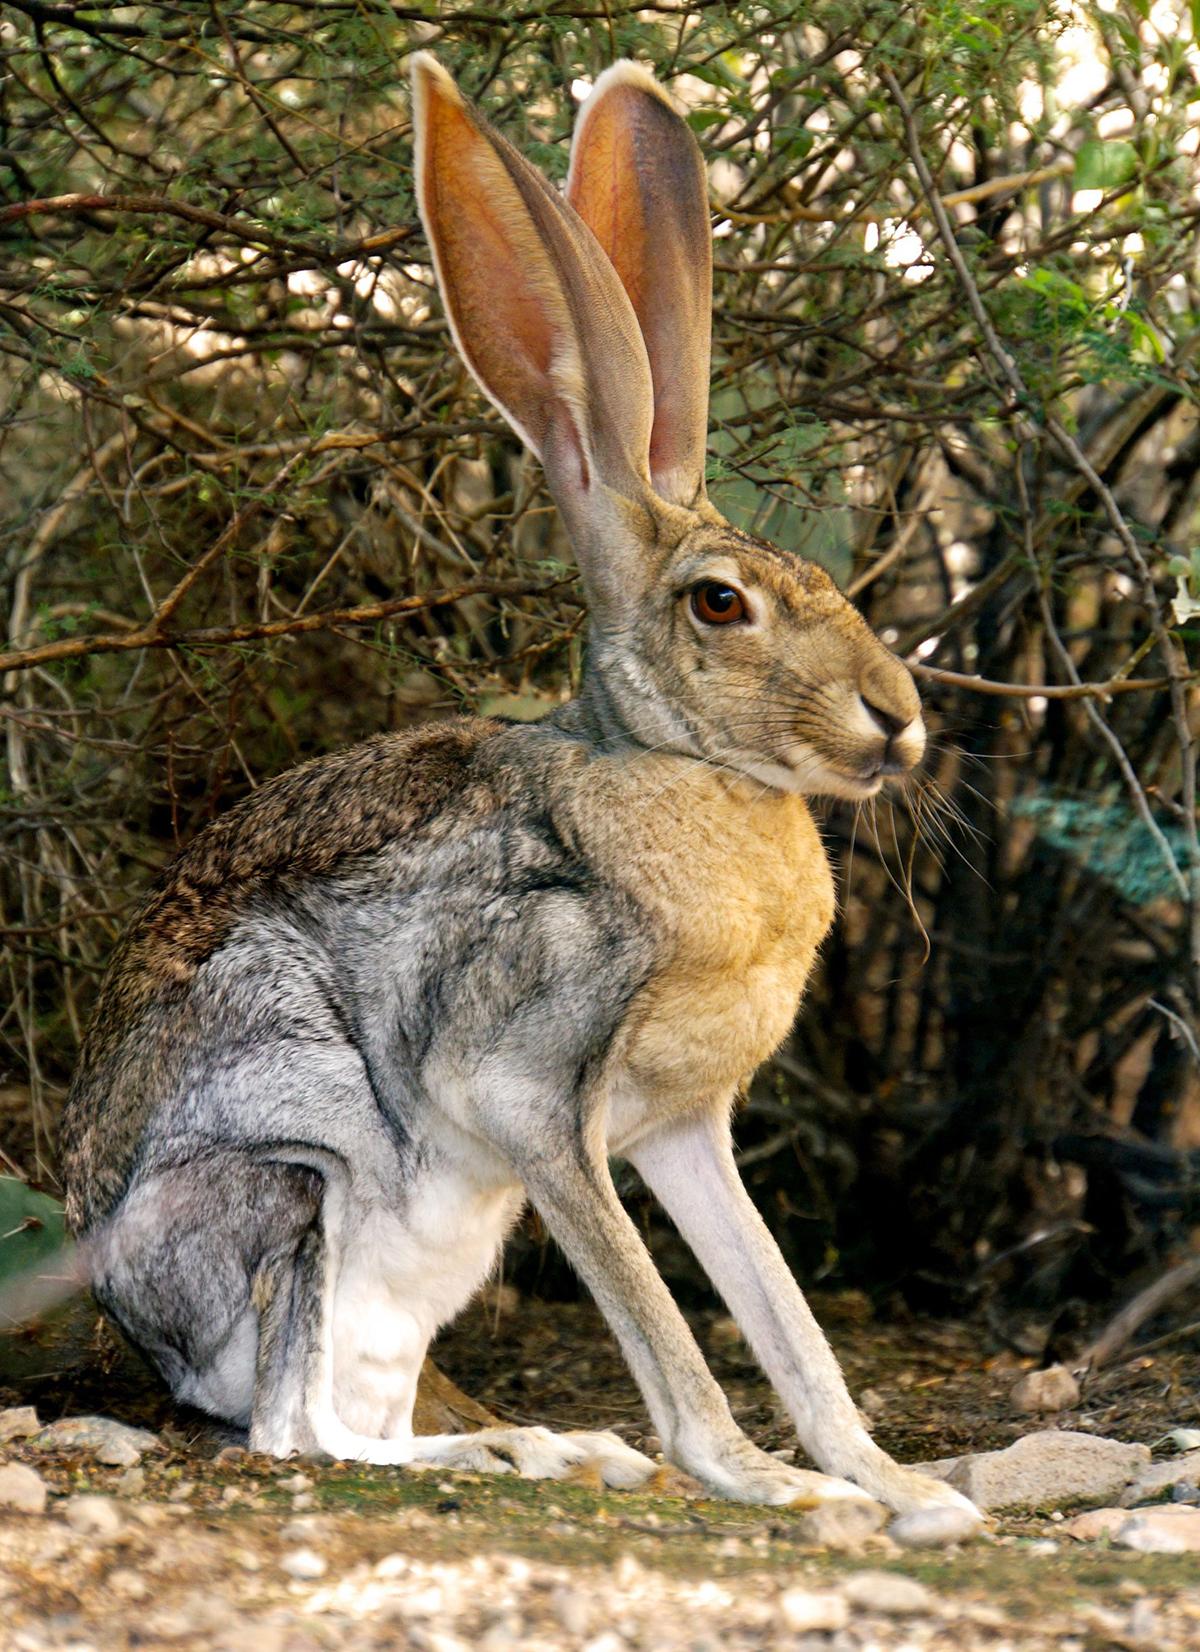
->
[630,1110,983,1526]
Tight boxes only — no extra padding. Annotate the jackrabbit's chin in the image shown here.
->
[716,748,886,800]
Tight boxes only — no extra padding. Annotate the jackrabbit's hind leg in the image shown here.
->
[326,1186,658,1489]
[248,1198,415,1466]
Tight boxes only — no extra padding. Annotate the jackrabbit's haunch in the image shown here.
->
[60,56,980,1530]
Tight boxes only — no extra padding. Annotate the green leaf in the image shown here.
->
[1075,139,1138,191]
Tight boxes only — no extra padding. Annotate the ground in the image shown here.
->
[2,1284,1200,1650]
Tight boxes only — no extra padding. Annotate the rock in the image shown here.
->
[918,1431,1149,1513]
[1061,1507,1128,1541]
[281,1546,327,1579]
[552,1586,592,1636]
[1119,1448,1200,1506]
[890,1504,981,1548]
[0,1461,47,1514]
[0,1405,40,1443]
[1010,1364,1080,1414]
[1116,1504,1200,1554]
[795,1497,889,1549]
[63,1495,125,1538]
[842,1570,932,1614]
[32,1415,161,1467]
[778,1590,849,1633]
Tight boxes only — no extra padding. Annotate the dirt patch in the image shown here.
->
[4,1288,1200,1647]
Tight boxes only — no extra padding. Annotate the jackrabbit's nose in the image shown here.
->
[858,694,926,772]
[860,695,908,740]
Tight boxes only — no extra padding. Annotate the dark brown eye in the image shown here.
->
[691,582,747,625]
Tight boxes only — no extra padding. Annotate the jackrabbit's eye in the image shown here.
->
[691,582,747,626]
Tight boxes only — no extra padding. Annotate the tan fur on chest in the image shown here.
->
[564,755,836,1106]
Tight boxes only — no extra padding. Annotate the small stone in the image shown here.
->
[115,1465,145,1496]
[890,1504,981,1548]
[1010,1364,1080,1413]
[1026,1539,1059,1555]
[281,1546,327,1579]
[0,1405,40,1443]
[479,1626,520,1652]
[778,1590,849,1633]
[107,1567,149,1601]
[279,1517,321,1541]
[281,1472,312,1492]
[796,1498,889,1550]
[859,1389,886,1420]
[1116,1504,1200,1554]
[1126,1599,1161,1646]
[842,1570,932,1614]
[32,1415,160,1467]
[553,1586,592,1636]
[0,1461,47,1514]
[167,1480,195,1502]
[1060,1507,1128,1541]
[63,1495,125,1538]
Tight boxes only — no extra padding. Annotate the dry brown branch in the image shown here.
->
[1076,1253,1200,1374]
[0,193,416,258]
[716,160,1073,225]
[908,663,1188,700]
[0,580,575,675]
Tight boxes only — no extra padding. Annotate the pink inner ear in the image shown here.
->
[420,86,567,456]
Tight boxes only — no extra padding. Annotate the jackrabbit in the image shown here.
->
[60,56,980,1528]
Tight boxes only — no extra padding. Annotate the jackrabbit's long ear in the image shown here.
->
[567,63,712,509]
[411,54,654,516]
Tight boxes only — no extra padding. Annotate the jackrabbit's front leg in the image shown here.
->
[518,1139,875,1507]
[629,1108,982,1530]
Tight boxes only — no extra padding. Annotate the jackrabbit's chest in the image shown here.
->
[567,758,836,1111]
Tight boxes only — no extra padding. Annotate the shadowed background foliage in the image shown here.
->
[2,0,1198,1343]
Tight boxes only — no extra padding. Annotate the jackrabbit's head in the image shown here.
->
[412,57,923,799]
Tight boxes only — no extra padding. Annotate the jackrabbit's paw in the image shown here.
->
[877,1469,983,1544]
[410,1425,651,1483]
[685,1440,879,1508]
[562,1430,658,1489]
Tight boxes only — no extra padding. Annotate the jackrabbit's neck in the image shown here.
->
[552,652,699,764]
